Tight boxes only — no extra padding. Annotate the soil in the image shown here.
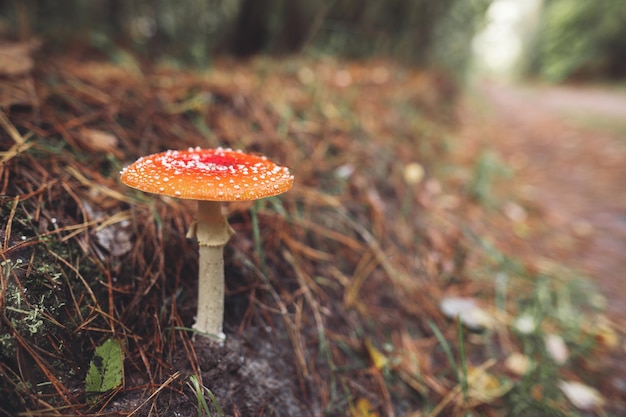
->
[105,329,309,416]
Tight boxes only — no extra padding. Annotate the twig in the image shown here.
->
[0,108,25,145]
[126,371,182,417]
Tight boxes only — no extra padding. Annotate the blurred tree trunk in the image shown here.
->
[232,0,270,56]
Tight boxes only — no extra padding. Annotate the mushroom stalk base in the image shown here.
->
[188,200,235,341]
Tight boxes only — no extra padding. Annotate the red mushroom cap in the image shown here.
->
[120,147,294,201]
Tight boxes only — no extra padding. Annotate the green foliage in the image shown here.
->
[301,0,492,74]
[188,375,224,417]
[3,0,491,73]
[467,150,510,205]
[467,233,607,416]
[534,0,626,81]
[85,338,124,396]
[0,147,112,411]
[431,0,493,78]
[0,203,76,360]
[428,320,468,397]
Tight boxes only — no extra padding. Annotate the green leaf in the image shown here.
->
[85,338,124,395]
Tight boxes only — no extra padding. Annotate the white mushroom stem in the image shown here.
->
[187,200,235,341]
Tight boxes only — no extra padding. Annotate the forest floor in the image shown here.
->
[1,43,625,416]
[463,81,626,318]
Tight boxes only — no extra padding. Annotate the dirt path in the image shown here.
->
[467,82,626,318]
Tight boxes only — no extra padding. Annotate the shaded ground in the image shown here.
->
[2,44,625,417]
[0,51,465,416]
[468,81,626,318]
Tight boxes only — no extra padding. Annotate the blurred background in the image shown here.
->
[1,0,489,73]
[2,0,626,83]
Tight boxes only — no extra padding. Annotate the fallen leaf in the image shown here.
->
[93,224,133,257]
[504,352,533,376]
[558,380,605,410]
[545,334,569,364]
[513,313,537,334]
[582,318,619,350]
[352,397,379,417]
[439,297,493,331]
[85,338,124,397]
[467,365,513,403]
[0,40,40,76]
[78,128,120,155]
[365,338,388,370]
[502,201,527,223]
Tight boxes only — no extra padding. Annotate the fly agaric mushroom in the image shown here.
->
[120,147,294,340]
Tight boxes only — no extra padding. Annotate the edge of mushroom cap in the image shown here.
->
[120,147,294,201]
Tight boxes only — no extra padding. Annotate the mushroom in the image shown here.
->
[120,147,294,341]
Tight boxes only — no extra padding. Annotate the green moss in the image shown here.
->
[0,198,107,404]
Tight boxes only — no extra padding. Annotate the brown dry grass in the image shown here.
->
[1,45,623,416]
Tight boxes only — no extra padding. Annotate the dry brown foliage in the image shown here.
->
[3,44,623,417]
